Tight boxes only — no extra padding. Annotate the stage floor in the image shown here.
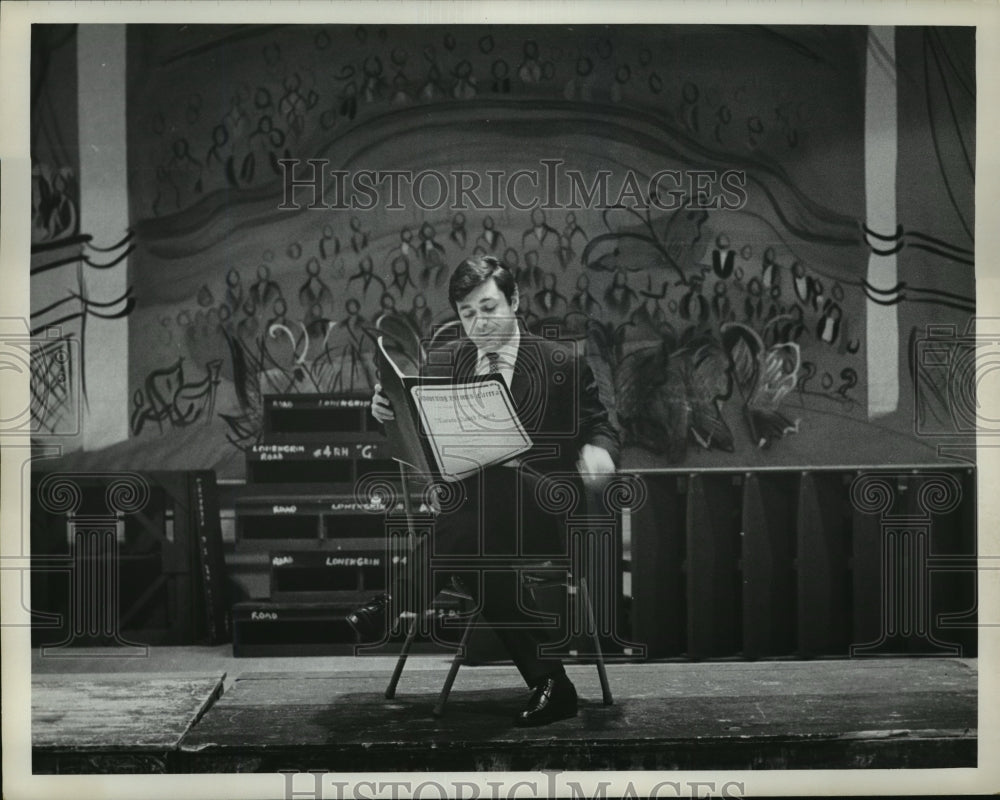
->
[31,648,977,773]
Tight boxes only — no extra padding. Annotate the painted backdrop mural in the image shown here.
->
[30,25,974,476]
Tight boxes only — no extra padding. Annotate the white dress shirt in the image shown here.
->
[474,324,521,468]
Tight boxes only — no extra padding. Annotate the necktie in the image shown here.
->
[486,352,501,374]
[484,350,518,468]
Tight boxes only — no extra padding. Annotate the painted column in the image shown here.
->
[864,26,900,419]
[77,25,129,449]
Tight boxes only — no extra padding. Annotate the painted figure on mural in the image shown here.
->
[217,304,232,337]
[205,123,231,175]
[522,207,560,253]
[362,56,387,104]
[390,71,411,105]
[319,223,341,260]
[449,212,468,249]
[712,242,735,280]
[250,262,282,308]
[711,280,732,321]
[452,59,477,99]
[299,257,333,311]
[392,226,416,262]
[278,72,312,134]
[224,268,244,315]
[519,250,545,290]
[304,300,334,340]
[563,213,587,249]
[418,222,448,287]
[570,273,601,316]
[534,272,568,318]
[350,215,370,254]
[348,255,387,298]
[792,261,810,303]
[490,58,511,93]
[679,275,709,323]
[418,222,445,261]
[319,297,376,393]
[563,55,595,102]
[420,61,447,101]
[236,299,259,341]
[518,39,543,83]
[246,115,288,182]
[389,255,417,298]
[761,247,780,291]
[165,137,204,200]
[556,234,575,270]
[502,246,520,277]
[604,268,638,317]
[744,276,764,323]
[476,215,506,253]
[407,292,433,337]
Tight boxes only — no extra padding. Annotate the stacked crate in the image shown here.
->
[231,394,404,656]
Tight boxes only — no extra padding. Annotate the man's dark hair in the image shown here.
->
[448,255,518,310]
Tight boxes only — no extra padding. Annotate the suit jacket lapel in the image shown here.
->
[509,327,535,412]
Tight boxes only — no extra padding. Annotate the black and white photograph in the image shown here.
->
[1,1,997,797]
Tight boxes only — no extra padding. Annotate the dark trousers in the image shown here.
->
[396,464,568,687]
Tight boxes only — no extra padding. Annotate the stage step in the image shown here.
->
[32,671,226,773]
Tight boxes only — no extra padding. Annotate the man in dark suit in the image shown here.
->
[349,255,619,726]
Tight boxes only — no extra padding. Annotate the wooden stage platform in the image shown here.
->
[32,671,225,773]
[31,653,976,773]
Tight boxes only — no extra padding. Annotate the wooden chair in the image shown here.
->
[384,465,613,717]
[385,566,613,717]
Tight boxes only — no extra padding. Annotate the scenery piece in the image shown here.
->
[29,25,974,475]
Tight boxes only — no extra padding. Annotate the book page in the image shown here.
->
[410,378,532,481]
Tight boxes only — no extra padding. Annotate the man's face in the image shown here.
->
[456,277,519,349]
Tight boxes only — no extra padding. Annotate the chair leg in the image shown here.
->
[579,577,613,705]
[385,614,419,700]
[433,611,477,717]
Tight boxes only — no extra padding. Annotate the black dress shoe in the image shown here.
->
[345,594,390,642]
[514,674,578,727]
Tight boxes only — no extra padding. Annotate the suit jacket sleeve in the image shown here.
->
[576,353,621,467]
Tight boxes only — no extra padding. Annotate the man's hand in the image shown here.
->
[576,444,616,487]
[371,383,395,423]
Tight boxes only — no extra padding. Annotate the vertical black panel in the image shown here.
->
[630,475,687,657]
[909,468,977,657]
[940,467,978,657]
[686,474,742,658]
[742,473,797,658]
[797,471,853,656]
[851,472,900,651]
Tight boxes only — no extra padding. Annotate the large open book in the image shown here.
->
[376,337,532,482]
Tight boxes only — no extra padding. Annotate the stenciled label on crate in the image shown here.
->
[248,442,386,460]
[236,497,395,514]
[269,553,383,568]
